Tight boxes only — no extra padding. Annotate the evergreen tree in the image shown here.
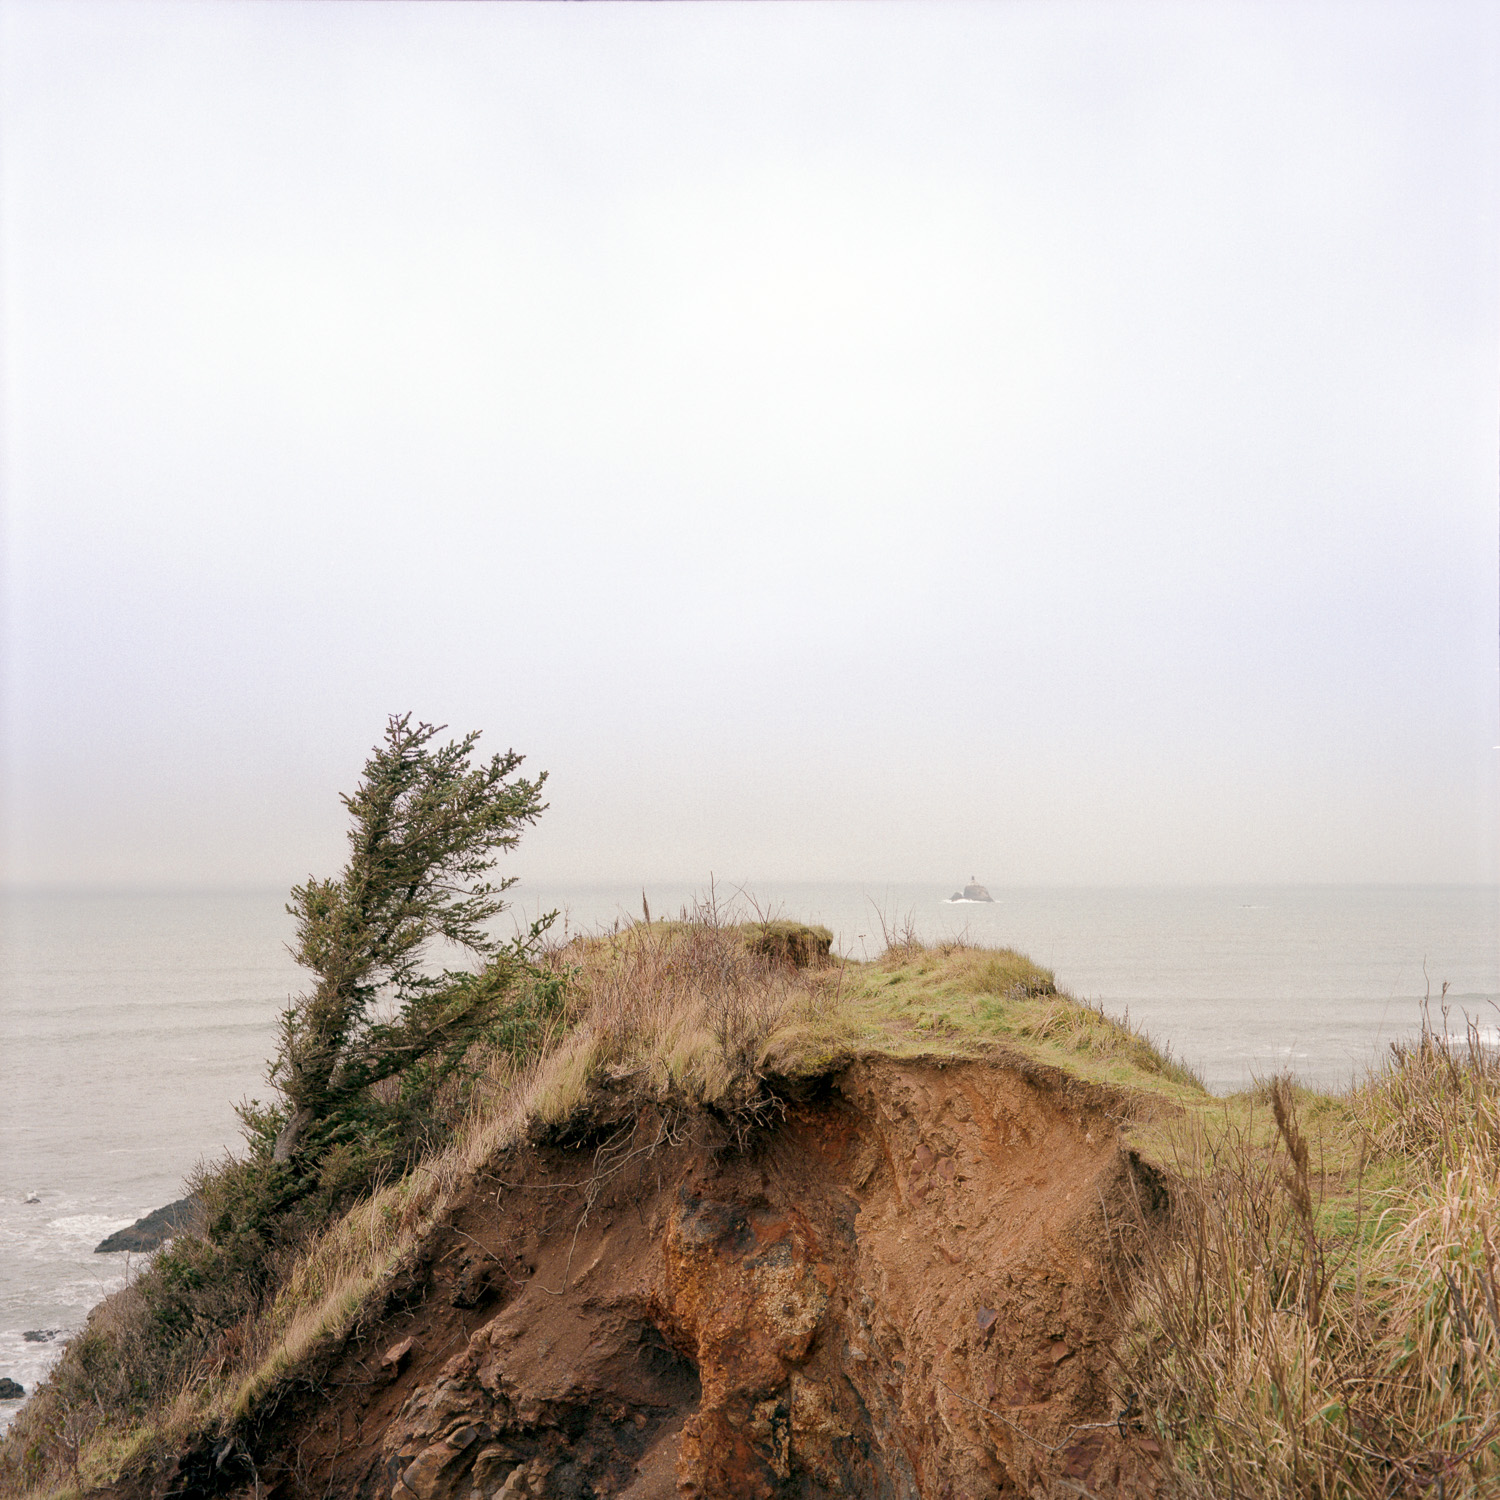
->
[270,714,547,1165]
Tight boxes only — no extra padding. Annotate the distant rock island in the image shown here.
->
[949,879,995,903]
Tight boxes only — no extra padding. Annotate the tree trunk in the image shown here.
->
[272,1105,315,1164]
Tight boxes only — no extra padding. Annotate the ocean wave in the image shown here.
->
[48,1214,136,1243]
[0,1327,81,1435]
[1447,1026,1500,1049]
[0,1206,134,1260]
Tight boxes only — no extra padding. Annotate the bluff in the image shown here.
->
[9,922,1494,1498]
[5,927,1197,1500]
[156,1057,1166,1499]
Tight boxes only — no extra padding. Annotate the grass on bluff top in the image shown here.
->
[515,913,1206,1128]
[777,936,1206,1104]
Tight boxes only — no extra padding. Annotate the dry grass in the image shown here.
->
[1353,1006,1500,1172]
[1124,1016,1500,1498]
[191,948,1500,1500]
[0,1131,478,1497]
[552,916,817,1111]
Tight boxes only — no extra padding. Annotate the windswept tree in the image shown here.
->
[270,714,548,1165]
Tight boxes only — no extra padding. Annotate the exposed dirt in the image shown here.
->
[159,1056,1168,1499]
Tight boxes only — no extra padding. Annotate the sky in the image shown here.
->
[1,0,1497,890]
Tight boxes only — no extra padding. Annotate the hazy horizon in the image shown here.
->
[4,879,1500,898]
[3,0,1497,893]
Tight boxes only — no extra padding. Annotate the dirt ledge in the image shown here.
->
[144,1056,1169,1500]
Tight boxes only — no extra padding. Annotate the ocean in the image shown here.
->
[2,881,1497,1427]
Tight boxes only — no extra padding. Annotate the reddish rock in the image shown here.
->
[382,1336,416,1372]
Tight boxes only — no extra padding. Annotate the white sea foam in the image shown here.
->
[0,1330,62,1412]
[1449,1026,1500,1049]
[50,1214,136,1242]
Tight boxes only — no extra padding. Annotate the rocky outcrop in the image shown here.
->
[949,882,995,903]
[216,1057,1164,1498]
[94,1195,201,1254]
[0,1382,23,1402]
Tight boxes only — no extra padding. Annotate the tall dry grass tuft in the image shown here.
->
[869,901,926,965]
[549,898,825,1117]
[1353,1002,1500,1172]
[1125,1015,1500,1498]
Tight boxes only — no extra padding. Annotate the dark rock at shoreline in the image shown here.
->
[95,1195,202,1254]
[22,1330,60,1343]
[0,1378,24,1400]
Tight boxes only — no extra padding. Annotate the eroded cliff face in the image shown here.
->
[204,1057,1165,1500]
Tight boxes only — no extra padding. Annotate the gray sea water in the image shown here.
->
[2,882,1497,1426]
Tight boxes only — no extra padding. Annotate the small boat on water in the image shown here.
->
[947,878,995,903]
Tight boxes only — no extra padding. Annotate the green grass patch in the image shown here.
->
[769,941,1207,1106]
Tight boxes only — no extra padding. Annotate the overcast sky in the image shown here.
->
[1,0,1497,890]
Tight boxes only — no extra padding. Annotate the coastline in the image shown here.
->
[2,883,1496,1435]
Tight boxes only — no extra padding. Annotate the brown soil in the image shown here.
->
[152,1056,1168,1500]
